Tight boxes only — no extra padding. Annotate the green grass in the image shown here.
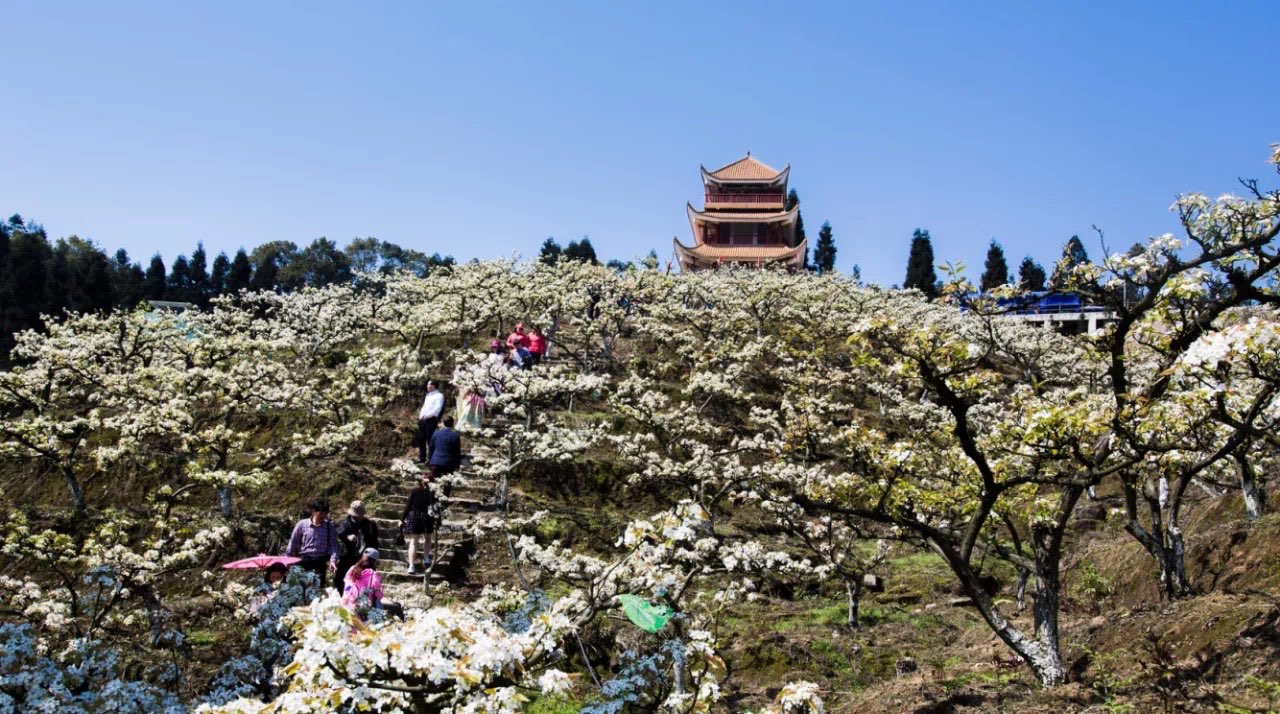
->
[525,695,582,714]
[187,630,218,647]
[770,600,848,632]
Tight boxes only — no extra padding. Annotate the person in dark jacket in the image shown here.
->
[334,500,380,591]
[400,475,437,573]
[428,415,463,480]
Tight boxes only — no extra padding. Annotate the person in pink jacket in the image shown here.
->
[342,548,384,609]
[505,322,529,350]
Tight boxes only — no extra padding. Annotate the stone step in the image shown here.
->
[381,483,497,505]
[370,516,470,532]
[382,569,448,583]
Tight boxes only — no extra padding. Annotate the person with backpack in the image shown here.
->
[400,475,436,574]
[334,500,379,592]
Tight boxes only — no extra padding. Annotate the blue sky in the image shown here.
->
[3,1,1277,285]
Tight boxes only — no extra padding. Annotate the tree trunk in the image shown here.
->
[1123,479,1193,600]
[135,582,175,647]
[845,577,862,628]
[64,466,87,518]
[1238,454,1267,521]
[218,486,234,519]
[936,539,1066,687]
[1015,569,1030,612]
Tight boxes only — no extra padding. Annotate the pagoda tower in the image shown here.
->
[673,153,806,271]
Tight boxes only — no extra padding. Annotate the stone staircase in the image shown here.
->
[371,417,512,604]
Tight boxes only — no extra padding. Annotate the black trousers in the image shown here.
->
[334,556,359,592]
[298,556,329,584]
[416,416,439,462]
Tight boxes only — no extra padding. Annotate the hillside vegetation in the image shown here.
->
[1,150,1279,713]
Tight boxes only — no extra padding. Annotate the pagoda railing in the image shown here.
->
[704,192,785,205]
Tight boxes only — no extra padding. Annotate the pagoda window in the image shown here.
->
[729,223,762,245]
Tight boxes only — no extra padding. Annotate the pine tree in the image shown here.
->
[250,256,278,292]
[280,237,353,289]
[575,237,598,265]
[210,252,230,297]
[904,228,939,298]
[562,237,599,265]
[0,221,54,354]
[167,255,192,302]
[249,241,298,293]
[143,254,167,301]
[538,237,562,265]
[980,239,1010,292]
[227,249,252,293]
[786,189,809,269]
[189,243,211,307]
[813,221,837,274]
[51,237,113,315]
[1049,235,1092,291]
[1018,257,1047,291]
[110,249,145,308]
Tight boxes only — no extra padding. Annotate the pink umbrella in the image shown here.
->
[222,554,301,570]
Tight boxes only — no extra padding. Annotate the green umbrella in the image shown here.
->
[617,594,672,633]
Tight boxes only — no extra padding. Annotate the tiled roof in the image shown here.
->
[677,242,804,258]
[708,154,783,180]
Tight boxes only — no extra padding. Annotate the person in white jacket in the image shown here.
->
[415,380,444,463]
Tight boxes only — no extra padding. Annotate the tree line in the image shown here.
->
[903,228,1137,300]
[0,213,454,356]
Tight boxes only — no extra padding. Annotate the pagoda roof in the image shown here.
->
[701,154,790,185]
[673,237,808,270]
[687,203,799,231]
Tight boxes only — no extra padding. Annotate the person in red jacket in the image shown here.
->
[526,325,547,367]
[505,322,529,350]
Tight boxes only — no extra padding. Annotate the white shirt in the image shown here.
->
[419,390,444,420]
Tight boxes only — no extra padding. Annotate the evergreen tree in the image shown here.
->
[226,249,252,293]
[1049,235,1092,291]
[813,221,837,274]
[851,264,862,283]
[210,252,230,297]
[249,241,298,293]
[979,239,1010,292]
[250,256,278,293]
[904,228,939,298]
[189,243,211,307]
[143,254,167,300]
[0,220,54,354]
[576,237,598,265]
[539,237,562,265]
[246,241,293,292]
[1018,256,1047,291]
[280,237,353,289]
[0,221,9,273]
[167,255,192,302]
[786,189,809,269]
[641,249,660,271]
[563,237,599,265]
[344,237,383,274]
[426,253,455,272]
[110,249,146,308]
[51,237,113,315]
